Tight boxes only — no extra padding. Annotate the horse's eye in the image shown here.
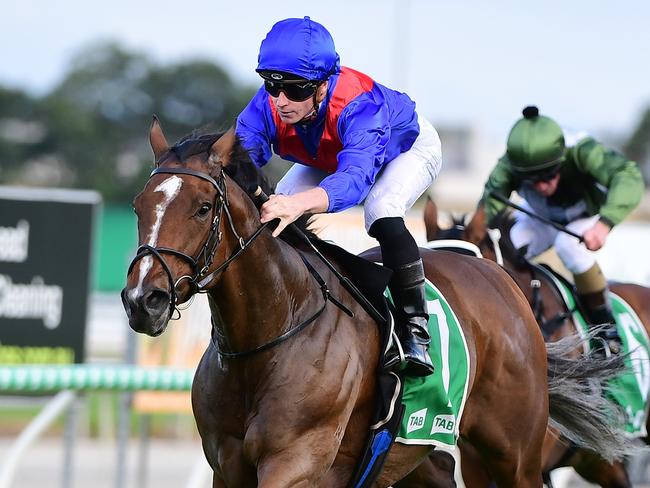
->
[197,203,212,217]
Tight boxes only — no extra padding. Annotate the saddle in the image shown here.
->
[529,263,583,337]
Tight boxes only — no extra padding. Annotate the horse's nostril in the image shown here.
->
[120,288,134,317]
[144,289,171,314]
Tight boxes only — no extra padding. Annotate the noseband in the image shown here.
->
[127,166,268,319]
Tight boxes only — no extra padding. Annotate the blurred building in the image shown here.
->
[429,123,503,214]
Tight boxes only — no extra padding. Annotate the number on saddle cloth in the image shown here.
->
[386,279,471,449]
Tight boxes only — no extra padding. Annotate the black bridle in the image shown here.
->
[127,166,262,319]
[126,165,352,359]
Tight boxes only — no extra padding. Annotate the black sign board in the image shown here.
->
[0,186,100,364]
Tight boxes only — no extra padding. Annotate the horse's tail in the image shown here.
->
[545,332,638,462]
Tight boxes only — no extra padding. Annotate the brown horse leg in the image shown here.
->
[570,455,631,488]
[374,444,434,487]
[457,440,492,487]
[212,472,226,487]
[255,440,358,488]
[393,448,457,488]
[460,356,547,483]
[461,345,547,487]
[467,432,544,488]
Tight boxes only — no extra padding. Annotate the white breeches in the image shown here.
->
[510,200,600,274]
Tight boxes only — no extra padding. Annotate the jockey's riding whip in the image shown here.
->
[488,191,585,242]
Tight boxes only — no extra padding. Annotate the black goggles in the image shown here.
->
[264,80,320,102]
[523,165,561,184]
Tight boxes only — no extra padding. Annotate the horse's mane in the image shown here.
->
[169,129,317,244]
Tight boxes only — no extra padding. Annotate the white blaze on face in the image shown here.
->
[130,176,183,300]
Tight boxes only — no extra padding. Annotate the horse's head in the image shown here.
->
[424,197,513,264]
[423,196,487,243]
[121,118,263,336]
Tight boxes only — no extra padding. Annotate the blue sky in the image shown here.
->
[2,0,649,144]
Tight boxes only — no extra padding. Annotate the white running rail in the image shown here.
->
[0,390,76,488]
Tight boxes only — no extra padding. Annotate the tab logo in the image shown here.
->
[431,414,455,435]
[407,408,428,434]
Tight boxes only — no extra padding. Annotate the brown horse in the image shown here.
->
[423,196,650,488]
[122,120,628,487]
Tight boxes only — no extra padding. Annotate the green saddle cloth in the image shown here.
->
[547,273,650,437]
[389,279,471,449]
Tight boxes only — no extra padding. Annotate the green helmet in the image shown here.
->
[506,106,565,175]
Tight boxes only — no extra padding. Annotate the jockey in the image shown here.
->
[236,17,443,377]
[482,105,644,352]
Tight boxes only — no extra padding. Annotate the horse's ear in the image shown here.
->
[423,196,439,242]
[466,204,488,245]
[149,115,169,163]
[209,127,236,167]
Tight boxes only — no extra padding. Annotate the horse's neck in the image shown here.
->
[208,228,318,353]
[478,234,535,294]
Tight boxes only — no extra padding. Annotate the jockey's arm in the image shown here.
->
[572,138,643,251]
[575,138,644,228]
[318,98,391,213]
[482,156,518,225]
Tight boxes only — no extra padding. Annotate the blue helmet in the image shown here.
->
[257,17,340,82]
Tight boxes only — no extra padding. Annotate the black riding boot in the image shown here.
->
[387,259,435,377]
[579,289,621,354]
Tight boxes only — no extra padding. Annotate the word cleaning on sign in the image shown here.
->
[0,274,63,328]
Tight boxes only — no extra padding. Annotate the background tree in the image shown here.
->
[3,41,647,201]
[0,41,257,201]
